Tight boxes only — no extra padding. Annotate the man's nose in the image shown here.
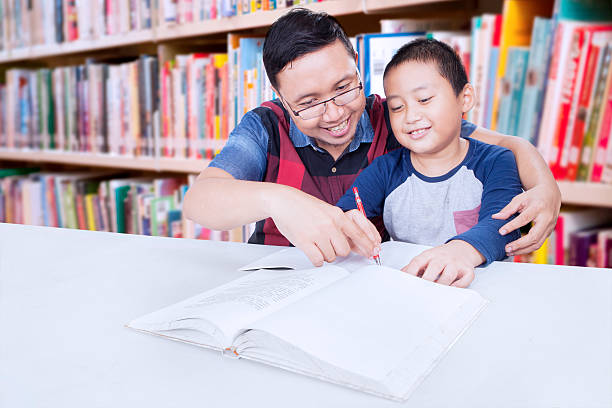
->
[322,100,345,122]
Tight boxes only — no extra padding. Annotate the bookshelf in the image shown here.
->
[3,149,611,208]
[0,0,611,258]
[0,30,156,63]
[0,149,207,173]
[0,0,458,64]
[557,181,612,208]
[0,0,472,176]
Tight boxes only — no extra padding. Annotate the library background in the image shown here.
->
[0,0,611,268]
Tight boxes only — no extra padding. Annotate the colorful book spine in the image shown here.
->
[496,46,529,136]
[590,48,612,182]
[577,43,612,180]
[548,26,589,178]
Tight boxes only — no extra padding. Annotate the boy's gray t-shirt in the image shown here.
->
[337,138,523,265]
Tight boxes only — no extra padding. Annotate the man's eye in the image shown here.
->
[419,97,433,103]
[336,84,349,91]
[300,99,316,107]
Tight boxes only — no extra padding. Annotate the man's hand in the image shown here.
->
[269,186,381,266]
[401,240,484,288]
[492,184,561,256]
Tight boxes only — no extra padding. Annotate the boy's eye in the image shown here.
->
[390,104,405,112]
[418,96,433,103]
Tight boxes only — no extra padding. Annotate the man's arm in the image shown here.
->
[470,127,561,255]
[183,167,381,266]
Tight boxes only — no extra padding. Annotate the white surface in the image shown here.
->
[0,223,610,408]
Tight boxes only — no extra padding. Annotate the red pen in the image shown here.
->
[352,186,382,266]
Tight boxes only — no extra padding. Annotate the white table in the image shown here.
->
[0,223,610,407]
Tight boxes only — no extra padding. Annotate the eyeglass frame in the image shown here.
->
[277,72,364,120]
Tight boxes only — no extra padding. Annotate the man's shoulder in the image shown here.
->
[465,138,518,179]
[468,136,513,158]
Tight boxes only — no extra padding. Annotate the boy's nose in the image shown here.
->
[404,107,422,123]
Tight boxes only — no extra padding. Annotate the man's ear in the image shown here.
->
[354,51,359,66]
[460,83,475,113]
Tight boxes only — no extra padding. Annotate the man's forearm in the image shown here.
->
[471,127,555,190]
[183,169,281,230]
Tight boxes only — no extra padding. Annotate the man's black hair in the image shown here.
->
[263,8,355,90]
[384,38,468,96]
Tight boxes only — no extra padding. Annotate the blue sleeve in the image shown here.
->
[208,111,268,181]
[449,149,522,265]
[461,119,477,137]
[335,155,392,217]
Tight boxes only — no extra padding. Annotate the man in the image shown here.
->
[183,8,561,267]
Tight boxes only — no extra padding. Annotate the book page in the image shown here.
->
[238,240,432,272]
[239,247,314,271]
[376,240,433,270]
[128,266,349,348]
[243,264,487,399]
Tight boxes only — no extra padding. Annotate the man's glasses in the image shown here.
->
[280,79,363,120]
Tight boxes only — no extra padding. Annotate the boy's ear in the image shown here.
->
[460,83,475,113]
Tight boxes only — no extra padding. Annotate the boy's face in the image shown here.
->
[274,40,366,157]
[384,61,474,156]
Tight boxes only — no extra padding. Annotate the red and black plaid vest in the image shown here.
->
[249,94,400,246]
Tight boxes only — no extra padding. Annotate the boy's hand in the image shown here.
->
[492,184,561,255]
[401,240,484,288]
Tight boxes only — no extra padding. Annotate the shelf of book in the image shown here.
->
[0,150,208,174]
[155,0,453,41]
[557,181,612,208]
[0,0,456,64]
[0,30,156,64]
[157,0,363,41]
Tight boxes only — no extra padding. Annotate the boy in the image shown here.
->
[337,39,522,287]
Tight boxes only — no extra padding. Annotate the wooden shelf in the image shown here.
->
[2,151,612,207]
[0,0,457,63]
[156,0,456,41]
[0,150,207,173]
[0,30,156,63]
[157,0,361,40]
[363,0,454,12]
[558,181,612,208]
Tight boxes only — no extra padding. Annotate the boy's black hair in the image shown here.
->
[384,38,468,96]
[263,8,355,90]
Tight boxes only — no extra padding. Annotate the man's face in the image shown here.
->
[384,61,473,156]
[274,40,366,157]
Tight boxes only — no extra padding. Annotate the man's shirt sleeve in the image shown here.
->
[208,111,269,181]
[336,155,392,217]
[448,148,523,265]
[461,119,477,137]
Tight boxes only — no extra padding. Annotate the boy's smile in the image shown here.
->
[384,60,474,175]
[274,40,366,160]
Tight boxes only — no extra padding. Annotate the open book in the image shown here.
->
[127,241,487,401]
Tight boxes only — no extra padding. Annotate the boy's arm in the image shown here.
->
[402,148,523,287]
[470,126,561,255]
